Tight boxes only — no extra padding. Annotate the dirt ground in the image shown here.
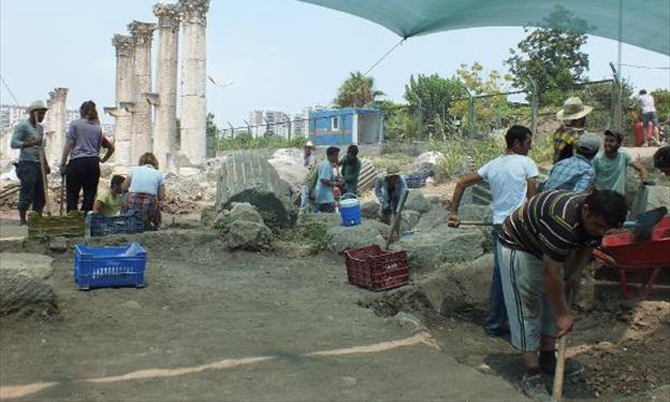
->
[1,210,669,400]
[0,221,525,401]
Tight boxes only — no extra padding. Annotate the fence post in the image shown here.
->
[467,95,475,137]
[528,78,539,135]
[609,63,623,132]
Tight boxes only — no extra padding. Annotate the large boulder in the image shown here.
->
[392,224,485,270]
[326,220,387,254]
[0,253,57,317]
[223,220,272,251]
[400,210,421,232]
[216,151,294,228]
[267,148,308,191]
[404,190,430,214]
[412,151,443,174]
[213,202,265,229]
[645,185,670,212]
[361,199,381,219]
[418,254,494,315]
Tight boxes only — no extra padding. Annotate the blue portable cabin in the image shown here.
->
[308,108,383,146]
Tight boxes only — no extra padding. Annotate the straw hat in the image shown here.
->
[556,97,593,121]
[27,100,48,114]
[385,164,401,177]
[304,140,315,148]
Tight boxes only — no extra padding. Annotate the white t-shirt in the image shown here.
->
[638,94,655,114]
[477,154,539,224]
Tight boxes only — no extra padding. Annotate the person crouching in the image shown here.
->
[120,153,165,230]
[93,175,125,217]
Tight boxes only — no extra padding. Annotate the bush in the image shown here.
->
[273,219,329,254]
[218,135,307,151]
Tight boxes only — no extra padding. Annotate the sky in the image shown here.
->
[1,0,669,129]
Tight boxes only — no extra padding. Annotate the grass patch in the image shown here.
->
[273,219,330,255]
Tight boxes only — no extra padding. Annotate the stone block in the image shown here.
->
[405,190,430,214]
[0,253,57,317]
[393,224,485,270]
[216,151,294,228]
[361,199,381,219]
[417,254,494,315]
[326,220,386,254]
[222,220,272,251]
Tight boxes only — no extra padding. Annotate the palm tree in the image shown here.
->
[334,72,385,108]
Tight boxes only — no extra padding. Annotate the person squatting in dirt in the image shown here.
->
[120,152,165,230]
[497,189,628,400]
[375,163,407,225]
[10,100,50,225]
[448,125,538,337]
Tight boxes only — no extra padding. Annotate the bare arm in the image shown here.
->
[92,200,103,213]
[543,255,573,336]
[100,136,115,163]
[630,161,649,182]
[157,184,165,201]
[448,174,482,226]
[564,247,592,292]
[59,140,74,170]
[526,177,538,199]
[121,176,131,192]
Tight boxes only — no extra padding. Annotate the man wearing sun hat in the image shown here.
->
[375,163,407,224]
[553,97,593,163]
[10,100,50,225]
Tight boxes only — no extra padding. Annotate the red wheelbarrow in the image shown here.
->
[593,216,670,300]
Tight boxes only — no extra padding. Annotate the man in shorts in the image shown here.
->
[637,90,659,146]
[498,190,628,400]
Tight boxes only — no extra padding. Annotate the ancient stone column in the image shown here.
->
[128,21,156,164]
[152,3,180,171]
[51,88,69,163]
[44,94,56,161]
[179,0,210,166]
[108,34,135,173]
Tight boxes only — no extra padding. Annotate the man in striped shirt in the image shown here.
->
[498,190,628,400]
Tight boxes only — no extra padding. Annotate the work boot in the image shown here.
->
[19,209,28,226]
[540,356,584,378]
[521,372,552,401]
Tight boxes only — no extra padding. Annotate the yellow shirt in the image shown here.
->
[95,190,121,217]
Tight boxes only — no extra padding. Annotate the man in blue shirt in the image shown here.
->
[315,146,340,213]
[544,132,601,193]
[10,100,50,225]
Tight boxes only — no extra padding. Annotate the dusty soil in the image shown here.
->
[0,225,525,401]
[366,280,670,401]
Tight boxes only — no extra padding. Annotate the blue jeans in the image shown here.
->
[484,225,509,335]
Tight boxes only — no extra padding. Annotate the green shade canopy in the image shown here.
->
[296,0,670,56]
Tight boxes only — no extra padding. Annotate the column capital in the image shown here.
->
[153,3,180,30]
[112,34,135,57]
[178,0,210,26]
[128,21,156,46]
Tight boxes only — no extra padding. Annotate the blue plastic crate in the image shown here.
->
[74,243,147,290]
[90,210,144,237]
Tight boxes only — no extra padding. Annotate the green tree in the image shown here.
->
[334,71,385,108]
[651,89,670,123]
[206,113,219,158]
[505,6,591,106]
[403,73,466,139]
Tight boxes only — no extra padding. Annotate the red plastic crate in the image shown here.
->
[344,245,409,291]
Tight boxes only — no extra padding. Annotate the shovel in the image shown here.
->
[385,189,409,249]
[552,288,575,401]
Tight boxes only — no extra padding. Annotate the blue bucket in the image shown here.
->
[339,194,361,227]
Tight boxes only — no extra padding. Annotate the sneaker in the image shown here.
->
[540,357,584,378]
[521,373,552,401]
